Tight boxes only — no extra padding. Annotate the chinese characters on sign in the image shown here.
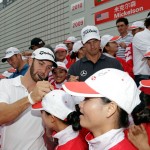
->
[95,0,149,25]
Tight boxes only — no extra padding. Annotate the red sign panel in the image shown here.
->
[94,0,111,6]
[95,0,149,25]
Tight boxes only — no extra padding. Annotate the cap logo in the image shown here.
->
[39,51,55,59]
[83,29,97,37]
[6,51,13,54]
[39,41,43,44]
[80,70,87,77]
[91,76,96,80]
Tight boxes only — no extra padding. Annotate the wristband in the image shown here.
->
[28,92,35,104]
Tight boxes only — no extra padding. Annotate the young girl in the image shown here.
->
[63,68,143,149]
[51,62,68,90]
[101,35,134,78]
[32,90,88,150]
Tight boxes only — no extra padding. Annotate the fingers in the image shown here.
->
[68,75,79,82]
[30,81,54,103]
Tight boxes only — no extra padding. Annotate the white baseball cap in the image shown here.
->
[32,90,76,120]
[128,21,145,30]
[139,80,150,95]
[63,68,141,114]
[101,35,121,49]
[72,41,84,53]
[64,36,78,44]
[53,62,68,72]
[54,44,68,53]
[2,47,20,62]
[81,25,100,44]
[31,47,57,67]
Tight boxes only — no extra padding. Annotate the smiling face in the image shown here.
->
[52,68,67,84]
[30,59,53,82]
[79,97,119,136]
[55,50,67,62]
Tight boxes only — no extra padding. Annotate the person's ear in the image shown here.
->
[49,115,56,123]
[106,102,118,118]
[28,58,33,66]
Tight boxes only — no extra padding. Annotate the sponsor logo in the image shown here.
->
[83,29,97,36]
[80,70,87,76]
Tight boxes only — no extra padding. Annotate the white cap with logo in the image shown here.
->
[2,47,20,62]
[31,47,57,67]
[32,90,76,120]
[81,25,100,44]
[63,68,141,114]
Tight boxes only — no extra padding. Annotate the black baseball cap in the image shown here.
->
[29,38,45,49]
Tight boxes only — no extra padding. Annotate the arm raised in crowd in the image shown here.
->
[0,80,53,125]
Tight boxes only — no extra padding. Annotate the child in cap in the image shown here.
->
[54,44,74,69]
[51,62,68,90]
[32,90,88,150]
[101,34,134,78]
[63,68,150,150]
[70,41,86,61]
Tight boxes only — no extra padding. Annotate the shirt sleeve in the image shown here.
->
[0,80,10,103]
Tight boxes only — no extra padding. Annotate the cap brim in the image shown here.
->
[64,40,72,44]
[110,36,121,42]
[82,37,100,44]
[32,101,43,110]
[139,80,150,95]
[62,82,102,97]
[128,26,138,30]
[144,52,150,58]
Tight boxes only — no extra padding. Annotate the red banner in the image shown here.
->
[94,0,111,6]
[95,0,149,25]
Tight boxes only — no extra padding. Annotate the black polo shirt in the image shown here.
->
[68,54,123,81]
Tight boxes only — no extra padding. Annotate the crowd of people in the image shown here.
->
[0,13,150,150]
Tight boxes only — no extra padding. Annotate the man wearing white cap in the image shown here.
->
[1,47,29,78]
[0,47,57,150]
[132,16,150,86]
[68,25,123,81]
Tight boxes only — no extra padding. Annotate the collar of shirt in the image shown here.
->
[86,128,124,150]
[63,58,68,65]
[120,32,132,39]
[53,125,79,146]
[15,64,29,73]
[82,53,106,63]
[103,53,115,59]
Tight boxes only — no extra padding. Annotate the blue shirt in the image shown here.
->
[9,64,29,78]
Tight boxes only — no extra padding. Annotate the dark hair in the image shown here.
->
[102,43,109,53]
[144,17,150,28]
[67,108,81,131]
[116,17,129,25]
[70,52,78,59]
[131,101,150,125]
[101,97,129,128]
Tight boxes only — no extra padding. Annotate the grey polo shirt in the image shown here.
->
[68,54,123,81]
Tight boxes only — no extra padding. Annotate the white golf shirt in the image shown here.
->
[132,28,150,75]
[0,76,46,150]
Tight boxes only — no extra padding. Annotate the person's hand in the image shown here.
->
[30,81,54,103]
[119,42,127,49]
[128,124,150,150]
[22,51,32,57]
[68,75,79,82]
